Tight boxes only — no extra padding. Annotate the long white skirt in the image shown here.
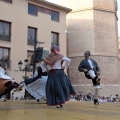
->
[23,76,47,100]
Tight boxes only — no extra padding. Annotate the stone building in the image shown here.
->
[119,37,120,52]
[56,0,120,96]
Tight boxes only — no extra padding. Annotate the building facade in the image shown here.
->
[56,0,120,96]
[0,0,71,98]
[119,37,120,52]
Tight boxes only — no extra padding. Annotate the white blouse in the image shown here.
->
[40,56,71,72]
[87,59,94,68]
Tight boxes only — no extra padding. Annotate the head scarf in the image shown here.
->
[44,45,63,67]
[50,45,60,53]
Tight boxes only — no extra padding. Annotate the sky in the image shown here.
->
[47,0,120,37]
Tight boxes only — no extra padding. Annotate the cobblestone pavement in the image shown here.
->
[0,100,120,120]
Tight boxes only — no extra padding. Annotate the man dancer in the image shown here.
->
[78,50,101,105]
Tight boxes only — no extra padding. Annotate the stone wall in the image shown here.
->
[93,0,116,11]
[94,10,119,56]
[57,0,120,96]
[66,10,95,57]
[68,55,120,96]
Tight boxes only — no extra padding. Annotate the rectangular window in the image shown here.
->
[0,21,11,42]
[51,10,59,22]
[27,27,37,46]
[38,6,44,13]
[0,47,10,68]
[51,32,59,46]
[42,50,49,59]
[27,51,34,64]
[28,3,37,16]
[2,0,12,3]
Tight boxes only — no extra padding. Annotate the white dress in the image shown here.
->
[23,71,48,100]
[0,67,12,80]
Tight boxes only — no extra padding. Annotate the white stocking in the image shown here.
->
[94,88,99,99]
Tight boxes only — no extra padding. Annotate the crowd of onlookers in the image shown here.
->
[71,93,120,103]
[1,91,120,103]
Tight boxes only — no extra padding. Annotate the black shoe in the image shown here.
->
[60,104,64,108]
[56,104,64,108]
[96,78,101,83]
[4,99,7,102]
[94,99,99,105]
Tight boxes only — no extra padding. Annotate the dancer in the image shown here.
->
[0,66,9,101]
[78,50,101,105]
[0,64,19,98]
[40,45,76,108]
[15,66,48,102]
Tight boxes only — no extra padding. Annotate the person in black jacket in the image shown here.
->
[78,50,101,105]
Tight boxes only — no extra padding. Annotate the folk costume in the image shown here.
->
[78,50,101,105]
[40,45,76,108]
[15,67,48,101]
[0,65,19,98]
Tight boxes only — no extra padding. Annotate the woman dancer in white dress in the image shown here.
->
[16,66,48,102]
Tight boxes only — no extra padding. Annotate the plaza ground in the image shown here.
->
[0,100,120,120]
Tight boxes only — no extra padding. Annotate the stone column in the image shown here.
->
[58,0,119,96]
